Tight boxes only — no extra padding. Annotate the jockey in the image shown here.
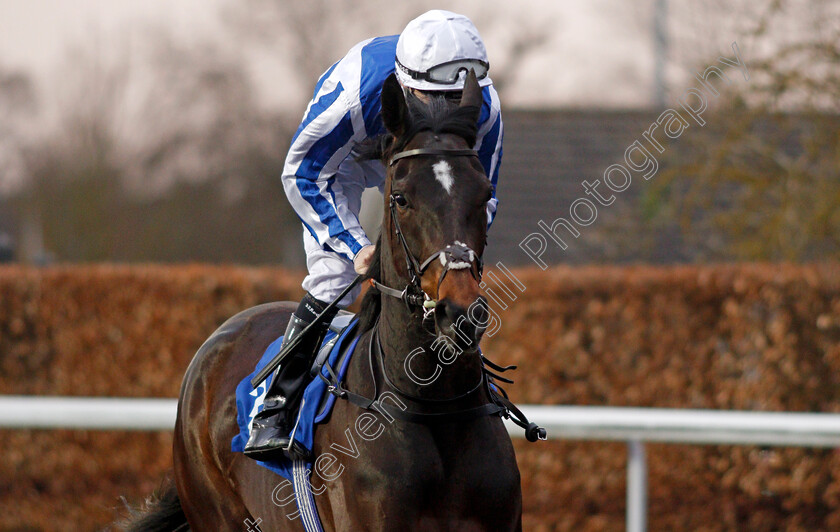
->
[244,9,503,460]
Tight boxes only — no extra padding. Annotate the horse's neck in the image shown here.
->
[376,298,485,402]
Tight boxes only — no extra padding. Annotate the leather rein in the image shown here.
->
[318,322,545,438]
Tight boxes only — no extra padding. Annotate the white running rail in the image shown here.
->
[4,396,840,532]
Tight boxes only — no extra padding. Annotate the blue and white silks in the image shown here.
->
[282,35,503,263]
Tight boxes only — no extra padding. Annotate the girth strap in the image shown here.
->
[292,460,325,532]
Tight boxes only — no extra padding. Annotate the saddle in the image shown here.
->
[231,312,361,480]
[309,311,355,378]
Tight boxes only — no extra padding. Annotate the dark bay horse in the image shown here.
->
[124,71,522,531]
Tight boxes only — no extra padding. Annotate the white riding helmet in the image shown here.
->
[395,10,492,92]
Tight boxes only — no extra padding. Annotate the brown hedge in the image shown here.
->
[1,263,839,531]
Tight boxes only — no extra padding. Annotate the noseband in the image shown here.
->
[370,147,484,316]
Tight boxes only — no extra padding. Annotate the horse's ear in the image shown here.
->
[381,73,409,137]
[458,69,482,123]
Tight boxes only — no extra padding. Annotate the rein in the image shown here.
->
[318,322,546,438]
[372,325,483,404]
[370,146,484,316]
[319,321,505,425]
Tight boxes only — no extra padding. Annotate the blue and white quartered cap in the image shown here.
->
[395,10,492,92]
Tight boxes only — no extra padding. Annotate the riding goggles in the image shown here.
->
[396,58,489,85]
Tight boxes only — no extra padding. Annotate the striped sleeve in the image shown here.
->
[281,50,371,261]
[475,85,503,229]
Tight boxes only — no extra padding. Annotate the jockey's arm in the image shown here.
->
[475,85,503,230]
[283,74,503,258]
[281,92,371,262]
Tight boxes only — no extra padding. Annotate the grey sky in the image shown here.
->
[0,0,794,115]
[0,0,678,110]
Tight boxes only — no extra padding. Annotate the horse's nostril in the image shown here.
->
[444,301,461,324]
[440,300,467,328]
[435,298,488,346]
[433,300,455,327]
[470,300,489,329]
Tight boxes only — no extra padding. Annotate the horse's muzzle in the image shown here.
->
[434,295,489,348]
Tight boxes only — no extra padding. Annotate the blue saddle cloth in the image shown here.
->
[231,319,361,480]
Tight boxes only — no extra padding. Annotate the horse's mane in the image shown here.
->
[355,93,479,334]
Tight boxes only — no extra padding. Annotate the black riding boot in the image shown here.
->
[243,293,337,461]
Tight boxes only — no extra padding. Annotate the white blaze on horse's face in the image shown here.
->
[432,160,454,194]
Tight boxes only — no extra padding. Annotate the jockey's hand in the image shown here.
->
[353,245,376,274]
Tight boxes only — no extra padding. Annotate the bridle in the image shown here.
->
[369,146,484,318]
[332,145,547,442]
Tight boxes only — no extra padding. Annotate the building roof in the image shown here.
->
[486,109,682,266]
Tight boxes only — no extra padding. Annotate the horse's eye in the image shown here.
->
[393,194,409,208]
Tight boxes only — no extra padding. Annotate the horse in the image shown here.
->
[123,70,523,531]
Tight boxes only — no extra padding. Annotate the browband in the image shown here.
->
[389,148,478,166]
